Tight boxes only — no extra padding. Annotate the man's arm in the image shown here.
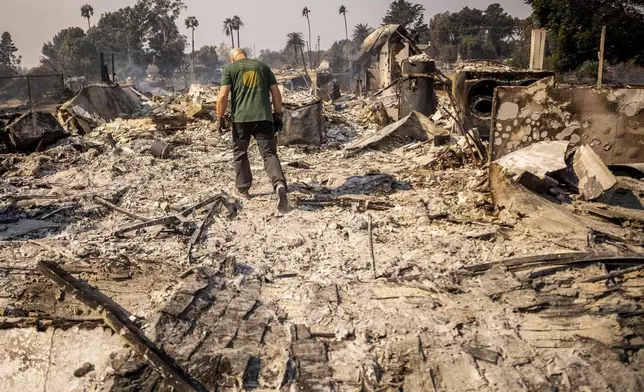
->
[266,66,282,115]
[216,85,231,122]
[270,84,282,114]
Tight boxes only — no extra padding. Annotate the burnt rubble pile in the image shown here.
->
[0,111,68,152]
[57,84,147,135]
[2,58,644,391]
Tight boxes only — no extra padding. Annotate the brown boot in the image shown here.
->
[234,188,251,201]
[276,183,289,214]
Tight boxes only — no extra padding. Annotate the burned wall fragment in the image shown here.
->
[490,84,644,166]
[0,111,68,152]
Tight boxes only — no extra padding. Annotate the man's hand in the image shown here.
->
[216,85,231,133]
[273,112,283,133]
[216,118,225,134]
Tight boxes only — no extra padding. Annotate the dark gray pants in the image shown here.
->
[232,121,286,192]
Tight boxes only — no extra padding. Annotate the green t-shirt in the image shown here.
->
[221,59,277,123]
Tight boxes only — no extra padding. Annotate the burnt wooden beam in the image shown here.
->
[583,264,644,283]
[465,252,644,274]
[187,199,222,264]
[93,195,152,222]
[0,316,104,330]
[37,261,208,392]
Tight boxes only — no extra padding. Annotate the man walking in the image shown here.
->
[216,48,289,213]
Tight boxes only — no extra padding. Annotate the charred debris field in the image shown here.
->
[1,71,644,391]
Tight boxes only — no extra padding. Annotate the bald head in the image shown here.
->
[230,48,247,63]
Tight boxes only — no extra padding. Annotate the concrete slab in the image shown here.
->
[496,140,569,181]
[574,145,618,200]
[0,327,124,392]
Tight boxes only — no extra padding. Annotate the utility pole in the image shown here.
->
[317,36,321,67]
[597,25,606,89]
[254,44,256,58]
[529,28,547,70]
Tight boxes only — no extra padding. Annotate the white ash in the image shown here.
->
[407,54,434,63]
[283,91,321,107]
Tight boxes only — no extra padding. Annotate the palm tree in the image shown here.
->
[286,32,307,73]
[223,18,235,47]
[80,4,94,30]
[185,17,199,77]
[302,7,312,68]
[339,6,349,60]
[339,6,349,43]
[352,23,374,47]
[232,15,244,47]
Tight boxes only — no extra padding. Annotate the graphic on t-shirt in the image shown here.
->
[242,70,260,88]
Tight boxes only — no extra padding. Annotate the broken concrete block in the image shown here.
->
[495,140,569,191]
[279,96,323,146]
[574,145,617,200]
[344,111,448,156]
[0,111,68,152]
[186,103,214,119]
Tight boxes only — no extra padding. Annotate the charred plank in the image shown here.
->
[37,260,208,392]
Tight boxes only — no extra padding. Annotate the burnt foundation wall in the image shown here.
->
[490,81,644,165]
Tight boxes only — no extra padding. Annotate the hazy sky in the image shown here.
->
[2,0,532,67]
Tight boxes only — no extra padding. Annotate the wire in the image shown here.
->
[430,26,523,33]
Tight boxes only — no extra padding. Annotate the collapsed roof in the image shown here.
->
[355,24,420,64]
[58,85,146,134]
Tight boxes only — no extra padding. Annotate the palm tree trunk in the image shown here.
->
[300,46,308,73]
[191,28,195,79]
[343,15,348,42]
[307,18,312,69]
[87,17,91,30]
[236,29,240,48]
[300,45,310,84]
[293,46,298,67]
[344,15,349,60]
[230,33,235,48]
